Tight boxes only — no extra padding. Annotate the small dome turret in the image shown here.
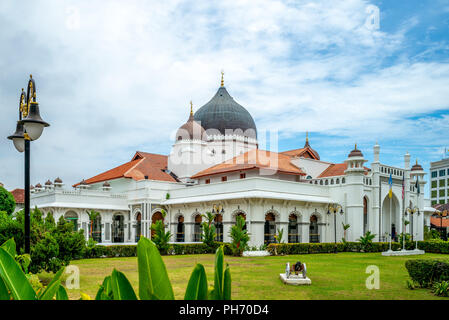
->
[348,144,364,158]
[176,102,206,141]
[411,159,423,171]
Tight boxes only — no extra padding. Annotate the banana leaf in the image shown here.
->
[111,269,138,300]
[0,248,36,300]
[0,239,16,257]
[0,276,10,300]
[137,237,174,300]
[39,267,65,300]
[56,285,69,300]
[184,264,208,300]
[213,246,224,300]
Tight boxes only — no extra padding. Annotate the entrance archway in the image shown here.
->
[288,214,299,243]
[382,194,400,242]
[309,215,319,243]
[64,211,79,232]
[264,212,276,245]
[214,214,223,242]
[112,214,125,243]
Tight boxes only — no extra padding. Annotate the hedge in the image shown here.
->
[267,240,449,255]
[79,242,232,259]
[405,259,449,287]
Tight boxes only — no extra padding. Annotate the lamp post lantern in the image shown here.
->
[7,75,49,254]
[327,203,343,253]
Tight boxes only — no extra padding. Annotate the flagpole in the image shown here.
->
[389,195,392,251]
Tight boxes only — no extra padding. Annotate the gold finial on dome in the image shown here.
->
[190,100,193,116]
[220,70,224,87]
[355,143,357,149]
[416,159,418,165]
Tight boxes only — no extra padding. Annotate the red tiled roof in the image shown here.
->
[191,149,306,179]
[318,163,370,178]
[281,146,320,160]
[431,216,449,228]
[10,188,24,204]
[73,151,177,186]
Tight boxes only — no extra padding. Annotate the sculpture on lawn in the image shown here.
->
[286,261,307,279]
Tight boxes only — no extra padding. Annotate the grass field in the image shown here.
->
[58,252,448,300]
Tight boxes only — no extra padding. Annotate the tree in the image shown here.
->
[201,212,216,250]
[342,223,351,241]
[358,231,376,252]
[0,186,15,216]
[150,209,171,254]
[229,215,249,256]
[86,210,101,239]
[274,228,284,243]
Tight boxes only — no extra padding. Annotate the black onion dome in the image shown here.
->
[194,87,257,139]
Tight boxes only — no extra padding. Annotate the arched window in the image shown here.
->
[151,212,164,239]
[325,180,329,185]
[336,178,340,184]
[193,214,202,242]
[309,215,319,243]
[331,179,334,185]
[236,212,247,231]
[214,214,223,242]
[112,214,125,243]
[342,178,346,184]
[363,197,368,235]
[288,214,299,243]
[176,215,185,242]
[264,212,276,245]
[135,212,142,242]
[64,211,78,232]
[90,213,102,243]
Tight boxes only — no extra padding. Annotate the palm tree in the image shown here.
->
[342,223,350,241]
[86,210,100,239]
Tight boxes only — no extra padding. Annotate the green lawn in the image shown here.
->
[60,252,447,300]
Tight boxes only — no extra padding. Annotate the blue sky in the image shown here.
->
[0,0,448,198]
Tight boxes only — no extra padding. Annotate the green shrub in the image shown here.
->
[229,215,249,256]
[0,208,86,273]
[406,279,416,290]
[0,187,15,216]
[405,259,449,287]
[201,212,217,250]
[432,281,449,297]
[150,209,171,255]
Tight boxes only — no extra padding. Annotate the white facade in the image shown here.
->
[29,84,434,246]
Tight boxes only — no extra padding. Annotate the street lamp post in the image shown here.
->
[327,203,344,253]
[435,210,448,241]
[404,206,418,251]
[7,75,49,254]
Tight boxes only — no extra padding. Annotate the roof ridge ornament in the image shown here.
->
[221,70,224,87]
[190,100,193,116]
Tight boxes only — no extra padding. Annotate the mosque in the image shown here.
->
[29,75,435,246]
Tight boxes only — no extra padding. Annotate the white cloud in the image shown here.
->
[0,0,448,190]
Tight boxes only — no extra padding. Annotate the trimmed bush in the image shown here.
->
[405,259,449,287]
[79,242,232,259]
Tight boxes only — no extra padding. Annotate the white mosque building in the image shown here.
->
[30,76,435,246]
